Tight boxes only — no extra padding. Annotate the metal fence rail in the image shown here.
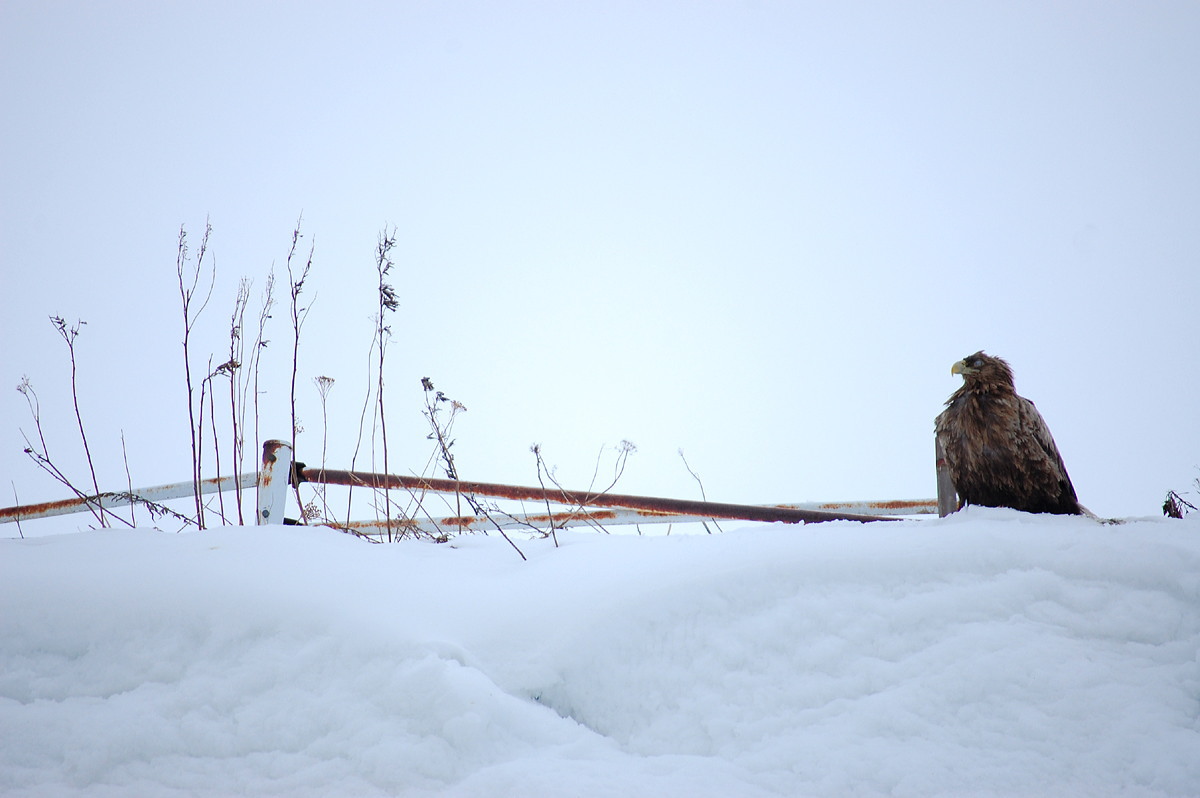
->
[0,473,257,526]
[260,441,937,533]
[1,439,938,533]
[313,501,939,539]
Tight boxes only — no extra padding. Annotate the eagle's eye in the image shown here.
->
[972,359,983,368]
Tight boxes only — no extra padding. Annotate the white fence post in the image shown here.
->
[257,440,293,525]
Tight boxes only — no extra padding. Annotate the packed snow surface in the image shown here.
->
[2,510,1198,797]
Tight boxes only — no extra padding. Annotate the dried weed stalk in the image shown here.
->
[311,375,335,521]
[374,227,399,540]
[524,440,637,544]
[285,217,315,522]
[48,316,102,511]
[247,271,276,475]
[177,220,216,525]
[17,376,109,527]
[679,448,722,534]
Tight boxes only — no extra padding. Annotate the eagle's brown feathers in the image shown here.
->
[934,351,1081,515]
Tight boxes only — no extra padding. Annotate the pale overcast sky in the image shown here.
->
[2,1,1198,526]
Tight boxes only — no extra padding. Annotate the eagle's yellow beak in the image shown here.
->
[951,360,968,376]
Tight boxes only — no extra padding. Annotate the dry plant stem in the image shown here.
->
[196,357,209,526]
[348,377,448,539]
[248,272,276,482]
[17,379,130,528]
[679,448,722,533]
[121,431,136,525]
[228,279,250,524]
[17,378,90,518]
[375,228,399,540]
[413,420,462,520]
[109,491,195,528]
[421,379,484,523]
[327,469,466,547]
[455,496,526,559]
[490,518,527,560]
[314,376,335,520]
[387,483,449,542]
[568,442,634,525]
[197,355,242,527]
[532,442,634,537]
[50,316,105,525]
[576,450,612,534]
[346,331,378,528]
[531,445,559,546]
[484,503,546,546]
[20,439,119,526]
[285,217,314,523]
[597,441,636,496]
[10,483,24,539]
[205,367,228,524]
[177,221,216,526]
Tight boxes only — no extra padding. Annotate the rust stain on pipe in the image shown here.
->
[812,499,936,512]
[298,467,898,524]
[333,508,641,537]
[0,494,101,523]
[0,474,249,525]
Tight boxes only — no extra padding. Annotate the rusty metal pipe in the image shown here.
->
[328,500,940,538]
[0,473,257,526]
[297,467,900,524]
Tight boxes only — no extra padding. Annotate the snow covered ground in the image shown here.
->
[2,510,1198,797]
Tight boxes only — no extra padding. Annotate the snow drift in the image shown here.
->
[2,510,1198,797]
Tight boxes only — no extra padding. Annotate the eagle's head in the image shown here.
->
[951,351,1015,390]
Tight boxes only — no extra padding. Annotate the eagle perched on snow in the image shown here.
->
[934,351,1082,515]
